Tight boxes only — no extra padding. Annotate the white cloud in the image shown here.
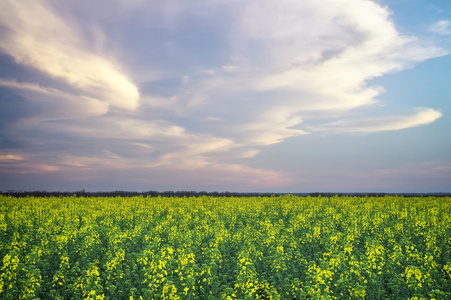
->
[313,108,443,133]
[144,0,447,174]
[238,149,260,158]
[236,110,308,146]
[429,20,451,35]
[40,117,187,142]
[178,0,446,140]
[0,0,139,111]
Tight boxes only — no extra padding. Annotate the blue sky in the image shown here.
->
[0,0,450,192]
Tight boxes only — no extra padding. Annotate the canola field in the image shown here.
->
[0,195,450,300]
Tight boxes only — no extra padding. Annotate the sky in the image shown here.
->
[0,0,450,193]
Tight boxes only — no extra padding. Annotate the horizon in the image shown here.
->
[2,189,451,197]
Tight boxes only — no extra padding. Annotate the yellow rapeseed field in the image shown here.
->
[0,195,450,299]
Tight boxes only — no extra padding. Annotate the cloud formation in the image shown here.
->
[313,108,443,133]
[0,154,23,161]
[0,0,139,111]
[429,20,451,35]
[0,0,448,190]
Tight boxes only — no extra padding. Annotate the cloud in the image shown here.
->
[0,152,59,174]
[0,154,24,161]
[429,20,451,35]
[314,108,443,133]
[174,0,446,141]
[0,79,109,120]
[0,0,139,111]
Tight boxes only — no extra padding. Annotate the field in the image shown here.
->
[0,195,450,299]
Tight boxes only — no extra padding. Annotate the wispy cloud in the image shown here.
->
[0,154,24,161]
[0,79,109,120]
[167,0,446,141]
[0,0,139,111]
[0,152,59,174]
[313,108,443,133]
[429,20,451,35]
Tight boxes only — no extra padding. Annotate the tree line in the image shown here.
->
[1,190,450,198]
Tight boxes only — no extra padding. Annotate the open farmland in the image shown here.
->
[0,195,450,299]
